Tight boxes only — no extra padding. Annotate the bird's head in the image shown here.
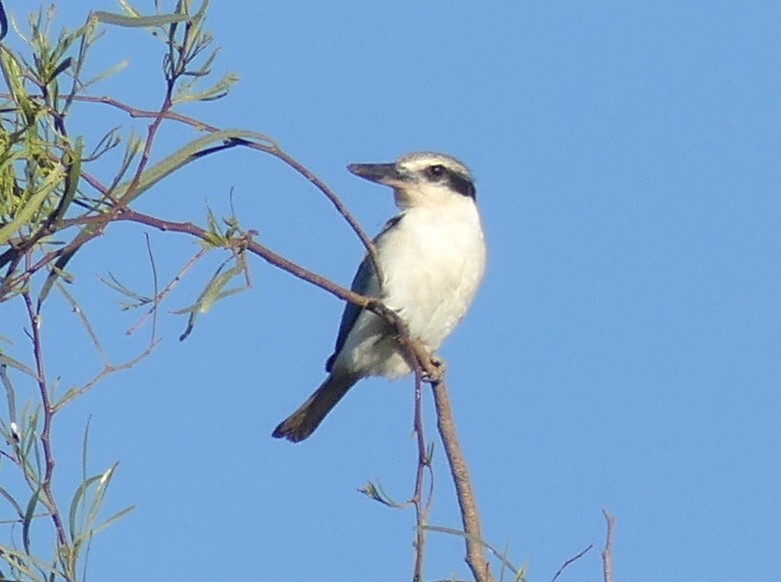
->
[348,151,476,210]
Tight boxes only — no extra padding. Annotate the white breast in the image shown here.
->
[332,195,486,380]
[379,198,486,349]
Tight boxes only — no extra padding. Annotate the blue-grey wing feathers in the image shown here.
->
[325,216,402,372]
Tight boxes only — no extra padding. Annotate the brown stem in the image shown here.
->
[431,380,493,582]
[411,371,428,582]
[107,210,369,308]
[22,291,69,553]
[551,544,593,582]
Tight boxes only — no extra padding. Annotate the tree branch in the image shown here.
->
[602,509,616,582]
[95,206,495,581]
[22,291,69,553]
[430,379,493,582]
[551,544,593,582]
[411,369,430,581]
[67,94,384,285]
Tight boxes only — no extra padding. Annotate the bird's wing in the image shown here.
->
[325,215,402,372]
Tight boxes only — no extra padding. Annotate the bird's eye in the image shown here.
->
[425,165,446,180]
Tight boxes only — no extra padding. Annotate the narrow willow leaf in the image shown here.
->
[81,417,91,482]
[79,58,129,91]
[48,56,72,81]
[22,488,40,554]
[0,484,24,518]
[97,271,150,303]
[37,257,74,310]
[110,129,279,205]
[172,72,239,104]
[93,11,191,28]
[50,137,83,224]
[0,165,64,245]
[176,257,246,340]
[0,353,37,377]
[117,0,142,18]
[358,480,406,509]
[68,474,102,542]
[90,505,134,536]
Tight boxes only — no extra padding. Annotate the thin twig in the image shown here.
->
[52,283,159,411]
[125,247,208,336]
[104,210,371,310]
[551,544,593,582]
[411,370,428,582]
[602,509,616,582]
[142,233,160,342]
[64,93,384,285]
[21,290,69,551]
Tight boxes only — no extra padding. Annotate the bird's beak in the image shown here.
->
[347,163,407,186]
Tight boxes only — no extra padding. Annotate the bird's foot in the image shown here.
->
[421,356,446,383]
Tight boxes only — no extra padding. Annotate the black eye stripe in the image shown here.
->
[420,163,476,198]
[448,172,476,199]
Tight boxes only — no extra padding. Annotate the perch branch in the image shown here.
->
[602,509,616,582]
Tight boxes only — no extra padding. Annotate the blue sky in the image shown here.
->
[3,1,780,580]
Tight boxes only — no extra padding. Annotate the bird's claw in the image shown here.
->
[421,356,446,383]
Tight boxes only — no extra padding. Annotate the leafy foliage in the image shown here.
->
[0,3,247,580]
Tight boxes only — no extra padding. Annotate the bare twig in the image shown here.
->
[143,233,160,342]
[551,544,593,582]
[125,247,209,336]
[411,371,429,582]
[430,380,493,582]
[21,291,69,552]
[102,209,371,310]
[602,509,616,582]
[52,283,159,411]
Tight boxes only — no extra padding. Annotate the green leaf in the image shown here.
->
[110,129,278,205]
[0,483,24,518]
[50,137,83,224]
[68,473,103,543]
[172,72,239,104]
[358,480,406,509]
[93,11,192,28]
[175,255,248,340]
[22,488,40,554]
[91,504,134,536]
[37,257,75,310]
[0,352,37,378]
[0,165,65,245]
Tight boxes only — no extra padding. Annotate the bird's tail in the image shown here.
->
[272,374,358,442]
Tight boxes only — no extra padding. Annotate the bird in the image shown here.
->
[272,151,487,442]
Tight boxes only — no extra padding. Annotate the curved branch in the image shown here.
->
[68,94,384,284]
[99,207,494,581]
